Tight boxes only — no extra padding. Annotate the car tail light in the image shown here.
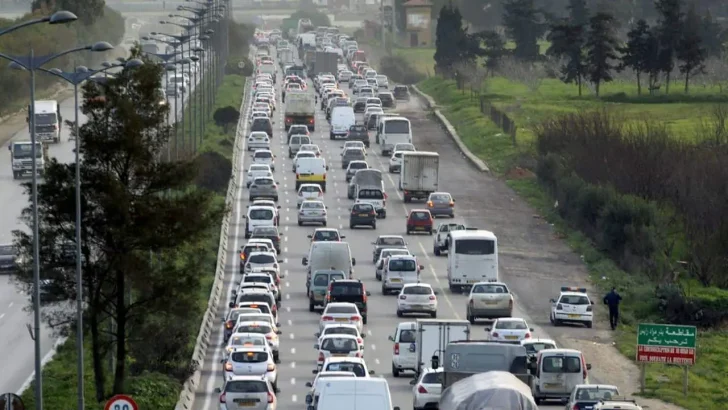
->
[524,333,531,339]
[322,316,334,321]
[509,299,513,309]
[224,362,232,371]
[350,316,360,321]
[370,211,376,216]
[323,173,326,180]
[586,305,592,312]
[225,320,234,329]
[352,211,357,215]
[357,338,363,344]
[427,201,433,207]
[267,363,276,372]
[449,201,455,207]
[318,352,324,362]
[268,392,275,403]
[572,405,579,410]
[276,277,280,285]
[219,392,226,403]
[394,343,399,355]
[469,299,474,307]
[296,173,300,179]
[399,295,406,300]
[429,296,436,300]
[417,385,428,394]
[266,334,273,340]
[557,304,563,310]
[492,332,499,338]
[272,304,277,312]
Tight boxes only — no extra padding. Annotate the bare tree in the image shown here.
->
[497,56,546,92]
[698,56,728,93]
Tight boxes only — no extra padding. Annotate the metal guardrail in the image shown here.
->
[174,77,250,410]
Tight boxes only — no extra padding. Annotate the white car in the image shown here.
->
[520,338,557,359]
[319,302,363,333]
[292,151,316,172]
[248,110,269,125]
[364,106,383,119]
[314,334,362,369]
[299,144,322,157]
[375,74,389,89]
[304,371,357,406]
[412,367,443,410]
[247,131,271,151]
[252,149,275,171]
[388,151,404,173]
[341,140,366,153]
[315,323,365,352]
[223,332,269,360]
[223,345,278,390]
[314,356,373,377]
[243,251,281,274]
[249,200,281,225]
[234,320,282,363]
[549,286,594,328]
[298,200,327,226]
[375,248,412,281]
[297,183,324,207]
[241,272,280,301]
[397,283,438,318]
[486,318,534,342]
[246,164,273,188]
[432,222,466,256]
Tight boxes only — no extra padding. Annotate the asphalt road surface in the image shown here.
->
[0,73,192,395]
[192,63,571,410]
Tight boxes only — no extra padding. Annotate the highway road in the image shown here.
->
[192,55,592,410]
[0,66,194,395]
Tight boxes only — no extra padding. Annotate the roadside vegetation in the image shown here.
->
[16,20,252,409]
[364,0,728,407]
[0,2,124,119]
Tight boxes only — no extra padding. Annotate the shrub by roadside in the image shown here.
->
[378,55,426,85]
[19,74,247,409]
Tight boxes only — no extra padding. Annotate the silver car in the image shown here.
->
[288,135,311,159]
[216,375,278,410]
[297,200,327,226]
[249,177,279,202]
[341,148,366,169]
[345,161,368,182]
[426,192,455,217]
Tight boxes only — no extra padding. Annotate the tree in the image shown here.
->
[478,30,507,75]
[585,12,619,96]
[502,0,547,61]
[434,5,482,77]
[12,48,224,401]
[698,10,725,58]
[676,5,706,93]
[654,0,684,94]
[214,106,241,133]
[566,0,589,27]
[618,19,652,95]
[547,19,586,95]
[32,0,104,25]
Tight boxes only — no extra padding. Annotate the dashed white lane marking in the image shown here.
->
[0,313,5,320]
[371,344,376,351]
[286,306,291,313]
[375,358,380,365]
[287,319,292,325]
[291,395,298,403]
[290,377,296,385]
[286,294,291,300]
[290,361,296,368]
[8,302,13,308]
[289,333,295,340]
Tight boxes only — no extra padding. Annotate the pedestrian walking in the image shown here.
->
[603,287,622,330]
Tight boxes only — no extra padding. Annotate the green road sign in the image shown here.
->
[637,323,696,365]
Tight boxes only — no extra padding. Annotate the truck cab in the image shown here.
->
[9,141,48,179]
[28,100,62,143]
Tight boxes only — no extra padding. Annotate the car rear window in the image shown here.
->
[231,351,268,363]
[379,237,404,246]
[350,125,366,132]
[353,204,374,212]
[252,227,277,236]
[388,259,416,271]
[411,212,430,220]
[324,362,367,376]
[349,162,368,170]
[301,185,321,193]
[249,254,275,264]
[422,372,443,384]
[560,295,590,305]
[324,327,358,337]
[321,337,358,351]
[255,151,272,158]
[226,380,269,393]
[331,283,363,296]
[542,356,582,373]
[249,209,273,220]
[326,305,358,314]
[403,286,432,295]
[244,275,272,283]
[472,284,509,294]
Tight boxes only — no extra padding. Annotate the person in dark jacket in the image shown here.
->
[603,287,622,330]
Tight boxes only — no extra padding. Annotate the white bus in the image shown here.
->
[446,230,498,292]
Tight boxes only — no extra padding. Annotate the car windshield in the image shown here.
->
[321,337,358,351]
[231,351,268,363]
[326,305,358,314]
[330,284,363,296]
[226,380,268,393]
[12,143,43,159]
[543,356,582,373]
[325,362,366,376]
[324,327,358,337]
[379,237,405,246]
[249,254,275,264]
[235,324,272,334]
[403,286,431,295]
[302,202,324,209]
[495,320,527,330]
[249,209,273,219]
[313,231,339,241]
[388,259,416,271]
[255,151,272,158]
[473,284,509,294]
[523,342,556,354]
[575,387,619,401]
[244,275,272,283]
[560,295,590,305]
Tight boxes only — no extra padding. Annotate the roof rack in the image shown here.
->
[561,286,587,293]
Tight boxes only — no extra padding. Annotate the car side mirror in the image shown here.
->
[351,258,356,266]
[419,265,425,270]
[368,370,375,375]
[215,387,222,393]
[314,344,319,349]
[340,235,346,239]
[278,259,283,263]
[591,301,595,305]
[361,333,366,338]
[302,257,308,266]
[366,291,371,296]
[312,369,319,374]
[307,235,312,238]
[587,363,592,370]
[314,332,320,337]
[388,335,395,342]
[305,381,313,387]
[305,394,313,404]
[529,328,534,332]
[276,322,281,327]
[549,298,556,303]
[433,290,439,295]
[409,379,417,386]
[340,153,343,156]
[485,327,491,331]
[229,302,235,308]
[325,165,329,171]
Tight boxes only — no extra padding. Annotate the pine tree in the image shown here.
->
[676,5,706,93]
[585,12,619,96]
[547,19,586,95]
[502,0,547,61]
[654,0,684,93]
[479,30,507,75]
[618,19,652,95]
[566,0,589,27]
[434,5,457,76]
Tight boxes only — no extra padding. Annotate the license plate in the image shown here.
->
[335,318,348,322]
[568,314,580,318]
[484,300,498,305]
[333,354,347,357]
[234,399,256,407]
[359,213,369,217]
[544,383,563,388]
[390,278,401,282]
[466,280,478,284]
[414,227,424,230]
[505,336,518,340]
[412,305,424,309]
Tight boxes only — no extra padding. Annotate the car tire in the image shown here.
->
[274,197,279,202]
[298,221,303,226]
[322,221,327,227]
[392,364,400,378]
[376,272,381,281]
[372,222,376,229]
[434,247,441,256]
[362,315,367,325]
[431,312,437,318]
[468,312,475,324]
[396,310,403,318]
[381,285,387,295]
[309,298,315,312]
[586,321,593,328]
[406,230,410,235]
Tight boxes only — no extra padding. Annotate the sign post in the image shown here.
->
[637,323,697,396]
[104,394,139,410]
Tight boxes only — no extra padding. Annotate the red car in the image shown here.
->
[406,209,433,235]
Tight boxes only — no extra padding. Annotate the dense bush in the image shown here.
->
[0,6,124,118]
[379,55,426,84]
[536,109,728,288]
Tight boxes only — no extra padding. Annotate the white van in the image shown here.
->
[243,205,277,239]
[446,230,498,292]
[312,377,398,410]
[379,117,412,156]
[330,106,355,140]
[296,157,328,191]
[532,348,591,404]
[303,241,356,277]
[381,255,422,295]
[388,321,417,377]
